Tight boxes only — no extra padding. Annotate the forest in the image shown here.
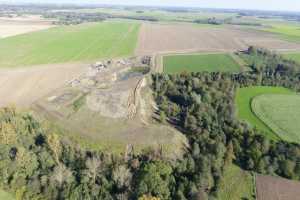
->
[1,47,300,200]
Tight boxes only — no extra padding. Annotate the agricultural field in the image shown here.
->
[217,164,255,200]
[282,52,300,63]
[0,63,87,107]
[264,23,300,42]
[0,15,55,38]
[0,21,140,68]
[163,53,241,73]
[235,86,293,140]
[135,23,300,55]
[256,175,300,200]
[252,94,300,143]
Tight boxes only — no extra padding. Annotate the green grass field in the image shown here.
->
[217,164,254,200]
[252,94,300,143]
[163,53,241,74]
[235,86,293,140]
[0,21,140,68]
[283,53,300,63]
[265,24,300,42]
[0,189,14,200]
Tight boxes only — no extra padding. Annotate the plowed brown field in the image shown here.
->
[256,175,300,200]
[0,63,87,107]
[0,15,55,38]
[135,23,300,55]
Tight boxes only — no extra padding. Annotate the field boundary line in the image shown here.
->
[253,172,257,200]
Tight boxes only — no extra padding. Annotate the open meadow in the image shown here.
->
[235,86,293,141]
[252,94,300,143]
[0,189,14,200]
[283,52,300,63]
[0,21,140,68]
[264,23,300,42]
[217,165,254,200]
[163,53,241,73]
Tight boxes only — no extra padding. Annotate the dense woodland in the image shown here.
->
[1,47,300,200]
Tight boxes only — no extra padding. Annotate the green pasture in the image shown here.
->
[0,21,140,68]
[252,94,300,143]
[163,53,241,74]
[235,86,293,140]
[265,24,300,42]
[217,164,254,200]
[0,189,14,200]
[283,53,300,63]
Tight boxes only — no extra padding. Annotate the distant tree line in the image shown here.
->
[193,17,262,26]
[43,11,158,25]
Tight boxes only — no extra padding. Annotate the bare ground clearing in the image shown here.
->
[0,63,88,107]
[135,23,300,55]
[256,175,300,200]
[0,15,55,38]
[31,57,187,156]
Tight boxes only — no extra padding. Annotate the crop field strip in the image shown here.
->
[163,53,242,73]
[235,86,293,141]
[0,21,140,68]
[252,94,300,143]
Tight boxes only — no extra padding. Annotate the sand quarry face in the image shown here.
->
[135,23,300,55]
[0,15,55,38]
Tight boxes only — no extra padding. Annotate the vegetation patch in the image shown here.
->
[0,21,140,67]
[252,94,300,143]
[72,94,87,112]
[235,86,293,141]
[265,24,300,42]
[283,53,300,64]
[163,53,241,74]
[217,165,255,200]
[0,189,14,200]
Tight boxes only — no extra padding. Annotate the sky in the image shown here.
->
[1,0,300,12]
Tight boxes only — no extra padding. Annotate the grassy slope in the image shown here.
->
[252,94,300,143]
[235,86,293,141]
[283,53,300,63]
[217,164,254,200]
[0,189,14,200]
[163,53,241,74]
[265,24,300,42]
[0,21,140,68]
